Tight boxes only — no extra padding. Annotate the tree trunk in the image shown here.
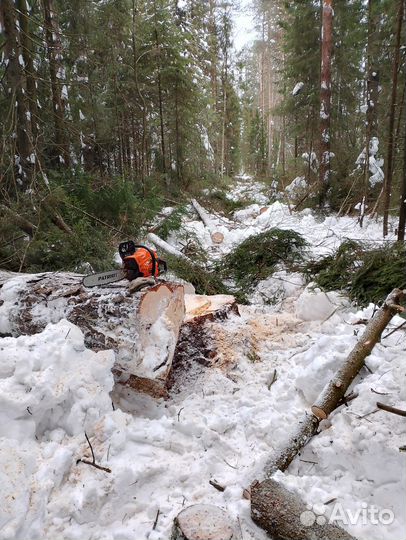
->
[318,0,333,207]
[261,288,404,478]
[147,232,191,261]
[382,0,404,236]
[398,80,406,241]
[251,478,356,540]
[42,0,70,166]
[0,272,185,400]
[17,0,40,144]
[1,0,34,184]
[311,288,405,420]
[360,0,380,228]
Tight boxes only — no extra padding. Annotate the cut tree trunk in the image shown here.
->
[191,199,213,229]
[167,293,239,395]
[171,504,236,540]
[191,199,224,244]
[251,289,405,540]
[251,478,356,540]
[262,288,404,477]
[0,272,185,399]
[311,288,405,420]
[147,233,191,262]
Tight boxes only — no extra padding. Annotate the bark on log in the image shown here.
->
[251,478,356,540]
[311,288,405,419]
[0,272,185,399]
[147,232,191,262]
[191,199,213,229]
[171,504,236,540]
[265,413,320,476]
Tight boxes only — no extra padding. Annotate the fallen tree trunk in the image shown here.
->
[251,478,356,540]
[0,271,185,399]
[147,232,191,262]
[311,288,405,420]
[191,199,213,229]
[252,289,405,540]
[191,199,224,245]
[263,288,405,476]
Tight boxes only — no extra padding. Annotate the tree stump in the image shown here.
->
[172,504,236,540]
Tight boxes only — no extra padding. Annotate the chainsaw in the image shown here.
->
[82,240,167,288]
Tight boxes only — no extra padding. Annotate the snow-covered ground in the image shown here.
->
[0,178,405,540]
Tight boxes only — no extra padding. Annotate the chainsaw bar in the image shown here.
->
[82,269,126,288]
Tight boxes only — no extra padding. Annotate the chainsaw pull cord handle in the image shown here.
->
[131,244,157,278]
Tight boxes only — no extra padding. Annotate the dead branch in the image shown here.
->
[209,479,225,492]
[0,204,37,237]
[376,402,406,417]
[76,432,111,473]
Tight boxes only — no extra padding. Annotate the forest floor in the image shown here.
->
[0,177,405,540]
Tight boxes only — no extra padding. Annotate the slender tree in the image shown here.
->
[318,0,334,206]
[382,0,404,236]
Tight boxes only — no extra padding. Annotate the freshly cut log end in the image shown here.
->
[311,405,327,420]
[251,478,356,540]
[211,232,224,244]
[172,504,236,540]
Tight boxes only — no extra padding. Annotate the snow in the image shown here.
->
[292,82,304,96]
[355,137,384,187]
[0,177,404,540]
[285,175,307,197]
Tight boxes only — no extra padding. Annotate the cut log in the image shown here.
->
[0,272,185,400]
[251,478,356,540]
[147,232,191,262]
[171,504,236,540]
[211,232,224,244]
[191,199,213,229]
[191,199,224,245]
[311,288,405,420]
